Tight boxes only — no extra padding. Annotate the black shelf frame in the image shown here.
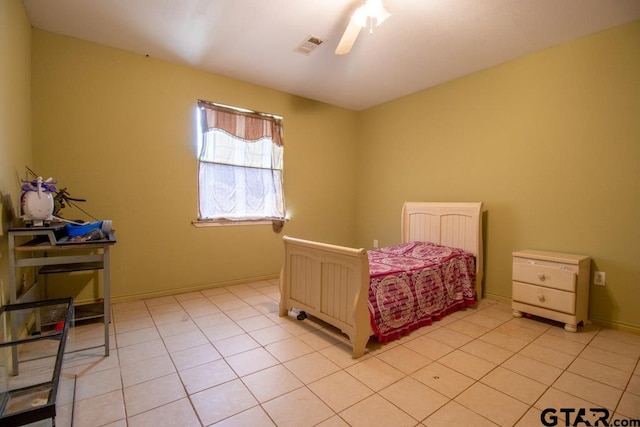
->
[0,298,73,426]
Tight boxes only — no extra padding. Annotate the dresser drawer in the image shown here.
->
[512,281,576,314]
[512,263,576,292]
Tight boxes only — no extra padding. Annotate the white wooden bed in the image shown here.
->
[279,202,483,358]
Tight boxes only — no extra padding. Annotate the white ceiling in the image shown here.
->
[23,0,640,111]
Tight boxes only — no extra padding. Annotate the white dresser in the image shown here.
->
[512,249,590,332]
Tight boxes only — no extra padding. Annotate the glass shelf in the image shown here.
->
[0,298,73,426]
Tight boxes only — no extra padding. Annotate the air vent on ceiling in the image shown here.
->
[295,35,324,55]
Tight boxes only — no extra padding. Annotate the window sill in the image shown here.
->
[192,219,286,227]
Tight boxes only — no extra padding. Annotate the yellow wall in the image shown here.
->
[30,30,358,302]
[3,0,638,331]
[356,20,640,330]
[0,0,33,303]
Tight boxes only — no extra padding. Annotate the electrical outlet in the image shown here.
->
[593,271,606,286]
[373,239,379,248]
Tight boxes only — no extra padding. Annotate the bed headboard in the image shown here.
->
[401,202,484,298]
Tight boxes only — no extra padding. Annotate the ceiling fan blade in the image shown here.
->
[335,20,362,55]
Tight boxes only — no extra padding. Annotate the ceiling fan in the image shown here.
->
[335,0,391,55]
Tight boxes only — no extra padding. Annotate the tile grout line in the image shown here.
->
[65,284,640,426]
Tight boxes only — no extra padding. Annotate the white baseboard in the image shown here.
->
[485,291,640,335]
[589,316,640,335]
[110,274,280,305]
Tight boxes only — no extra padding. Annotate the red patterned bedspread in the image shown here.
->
[367,241,476,343]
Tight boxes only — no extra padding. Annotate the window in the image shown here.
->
[196,100,285,224]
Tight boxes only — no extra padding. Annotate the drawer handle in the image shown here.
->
[538,273,546,281]
[537,294,545,302]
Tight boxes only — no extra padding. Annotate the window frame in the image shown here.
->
[193,100,286,227]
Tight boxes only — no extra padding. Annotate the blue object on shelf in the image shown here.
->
[65,221,102,237]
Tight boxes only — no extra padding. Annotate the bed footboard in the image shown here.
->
[279,236,372,358]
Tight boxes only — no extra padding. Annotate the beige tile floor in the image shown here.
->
[21,279,640,426]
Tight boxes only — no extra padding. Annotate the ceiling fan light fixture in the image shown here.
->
[351,7,369,27]
[335,0,390,55]
[352,0,391,28]
[374,8,391,26]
